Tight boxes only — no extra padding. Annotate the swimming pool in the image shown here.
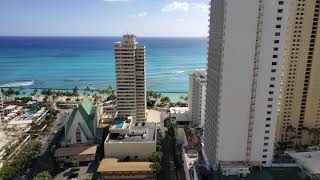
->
[23,110,36,118]
[115,122,124,129]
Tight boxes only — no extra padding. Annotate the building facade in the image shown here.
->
[104,121,156,160]
[189,70,207,127]
[203,0,290,167]
[115,34,146,122]
[276,0,320,146]
[64,98,96,145]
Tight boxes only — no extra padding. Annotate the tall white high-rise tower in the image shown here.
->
[115,34,146,122]
[203,0,290,167]
[0,88,4,125]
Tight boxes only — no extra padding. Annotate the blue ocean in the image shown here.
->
[0,37,207,99]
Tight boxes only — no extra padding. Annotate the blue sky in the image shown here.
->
[0,0,209,37]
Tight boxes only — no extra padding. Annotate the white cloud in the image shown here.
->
[137,12,147,17]
[128,11,148,19]
[176,18,185,22]
[161,1,190,12]
[104,0,128,1]
[161,1,209,13]
[192,3,209,12]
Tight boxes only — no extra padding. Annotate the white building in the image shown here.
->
[203,0,290,170]
[289,151,320,180]
[189,70,207,127]
[104,120,156,160]
[170,107,191,127]
[115,34,146,122]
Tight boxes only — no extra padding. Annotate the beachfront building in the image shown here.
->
[97,158,156,180]
[64,98,97,145]
[170,107,191,127]
[115,34,146,122]
[104,120,156,160]
[203,0,290,172]
[3,105,18,116]
[276,0,320,146]
[189,70,207,127]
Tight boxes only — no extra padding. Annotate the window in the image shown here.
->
[272,62,277,65]
[266,117,271,121]
[274,40,280,43]
[269,91,274,95]
[275,32,280,36]
[263,149,268,152]
[271,69,276,72]
[270,77,276,81]
[278,9,283,13]
[276,25,281,28]
[279,1,284,5]
[264,143,268,146]
[274,47,279,51]
[277,17,282,21]
[264,136,269,140]
[262,155,267,158]
[273,55,278,58]
[266,124,271,127]
[270,84,275,88]
[76,127,81,143]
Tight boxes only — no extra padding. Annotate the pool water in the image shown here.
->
[115,122,124,129]
[23,110,36,118]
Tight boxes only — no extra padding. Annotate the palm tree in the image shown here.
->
[31,89,38,96]
[7,88,15,100]
[73,86,79,100]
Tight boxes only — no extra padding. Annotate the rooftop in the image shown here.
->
[4,105,17,110]
[106,122,156,143]
[97,158,154,172]
[289,151,320,175]
[65,97,96,136]
[170,107,189,114]
[54,145,97,157]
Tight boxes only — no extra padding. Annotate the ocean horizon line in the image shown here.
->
[0,36,207,39]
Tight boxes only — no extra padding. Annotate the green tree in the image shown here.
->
[31,89,38,96]
[149,152,162,175]
[73,86,79,97]
[33,171,52,180]
[160,96,171,104]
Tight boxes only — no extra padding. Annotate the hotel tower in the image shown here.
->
[115,34,146,122]
[203,0,290,167]
[276,0,320,146]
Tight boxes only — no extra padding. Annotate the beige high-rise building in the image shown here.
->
[115,34,146,122]
[276,0,320,146]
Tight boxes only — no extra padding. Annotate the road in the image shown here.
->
[161,134,176,180]
[26,109,71,179]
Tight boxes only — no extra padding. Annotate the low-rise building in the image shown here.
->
[3,105,17,116]
[54,145,97,162]
[170,107,191,127]
[289,151,320,180]
[97,158,156,180]
[104,119,156,160]
[64,97,97,145]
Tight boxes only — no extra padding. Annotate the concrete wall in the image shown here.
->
[104,142,156,160]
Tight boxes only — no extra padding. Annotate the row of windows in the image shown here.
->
[262,0,285,160]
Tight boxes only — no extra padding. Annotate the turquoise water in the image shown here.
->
[115,122,124,129]
[0,37,207,99]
